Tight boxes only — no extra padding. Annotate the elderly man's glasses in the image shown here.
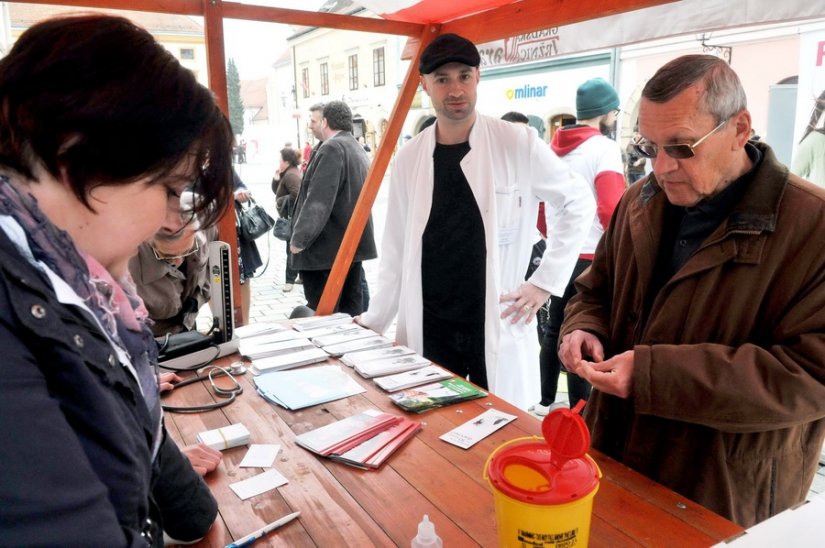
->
[151,240,199,262]
[633,119,729,159]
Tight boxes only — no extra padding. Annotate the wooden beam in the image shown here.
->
[315,24,441,315]
[9,0,203,15]
[221,2,424,37]
[202,0,244,326]
[442,0,676,44]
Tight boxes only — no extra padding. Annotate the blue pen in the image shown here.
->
[225,511,301,548]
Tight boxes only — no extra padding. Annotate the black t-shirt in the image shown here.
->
[422,142,486,324]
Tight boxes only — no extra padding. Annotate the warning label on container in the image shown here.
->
[516,527,579,547]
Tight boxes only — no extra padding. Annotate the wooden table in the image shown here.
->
[163,356,744,547]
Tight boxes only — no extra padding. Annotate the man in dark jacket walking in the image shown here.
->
[289,100,377,315]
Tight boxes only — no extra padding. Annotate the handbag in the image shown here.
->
[273,216,292,241]
[236,197,275,241]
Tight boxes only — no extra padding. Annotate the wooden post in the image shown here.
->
[315,24,441,315]
[202,0,244,326]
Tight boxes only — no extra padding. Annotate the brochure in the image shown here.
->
[249,347,329,375]
[331,418,421,469]
[321,335,393,357]
[439,408,517,449]
[339,345,416,367]
[388,377,487,414]
[291,312,353,331]
[239,337,314,361]
[294,410,400,456]
[311,327,375,348]
[373,365,452,392]
[355,354,431,379]
[295,409,420,470]
[253,365,366,410]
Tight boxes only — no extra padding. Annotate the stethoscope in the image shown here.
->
[161,364,245,413]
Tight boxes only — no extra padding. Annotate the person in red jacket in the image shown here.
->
[532,77,625,416]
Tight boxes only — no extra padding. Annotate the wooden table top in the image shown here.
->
[162,356,744,547]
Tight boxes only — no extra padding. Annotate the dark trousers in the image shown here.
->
[539,257,592,407]
[300,261,366,316]
[285,240,298,284]
[423,314,487,390]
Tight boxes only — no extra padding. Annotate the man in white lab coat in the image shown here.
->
[359,33,595,409]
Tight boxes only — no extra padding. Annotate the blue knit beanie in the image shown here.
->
[576,78,619,120]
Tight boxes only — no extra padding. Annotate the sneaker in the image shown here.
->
[283,283,294,292]
[532,403,551,416]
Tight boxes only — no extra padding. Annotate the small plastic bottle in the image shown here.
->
[411,514,443,548]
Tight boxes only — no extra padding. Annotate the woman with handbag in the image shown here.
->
[234,170,264,324]
[273,146,302,292]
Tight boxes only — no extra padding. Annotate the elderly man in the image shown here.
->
[360,33,594,409]
[559,54,825,527]
[129,191,216,336]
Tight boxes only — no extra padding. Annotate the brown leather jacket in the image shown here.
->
[562,143,825,527]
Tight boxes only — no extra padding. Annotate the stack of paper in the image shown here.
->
[234,322,288,339]
[355,354,431,378]
[291,312,353,331]
[253,365,366,410]
[389,378,487,414]
[249,347,329,375]
[196,423,251,451]
[310,327,375,348]
[239,337,315,361]
[340,345,416,367]
[321,334,393,357]
[373,365,453,392]
[242,323,360,348]
[295,409,421,469]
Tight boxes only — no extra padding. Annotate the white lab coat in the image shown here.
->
[361,114,595,409]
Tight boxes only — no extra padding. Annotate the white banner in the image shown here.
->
[475,0,825,69]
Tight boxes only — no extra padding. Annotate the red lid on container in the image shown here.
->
[485,401,599,504]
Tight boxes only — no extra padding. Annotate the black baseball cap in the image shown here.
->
[419,33,480,74]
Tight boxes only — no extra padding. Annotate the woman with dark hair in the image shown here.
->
[274,146,302,291]
[792,89,825,186]
[0,14,233,546]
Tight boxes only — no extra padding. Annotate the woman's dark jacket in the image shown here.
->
[0,229,216,546]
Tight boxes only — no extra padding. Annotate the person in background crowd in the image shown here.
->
[302,140,313,172]
[626,129,647,184]
[290,100,377,315]
[0,14,234,546]
[359,33,594,409]
[130,191,217,336]
[532,77,625,416]
[234,170,262,325]
[273,146,302,292]
[792,88,825,187]
[559,54,825,527]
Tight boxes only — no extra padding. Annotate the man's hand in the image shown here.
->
[576,350,634,399]
[158,372,182,392]
[289,244,303,254]
[499,282,550,324]
[234,190,251,203]
[182,443,222,476]
[559,330,605,373]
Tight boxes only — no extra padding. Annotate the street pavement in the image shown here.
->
[232,157,385,324]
